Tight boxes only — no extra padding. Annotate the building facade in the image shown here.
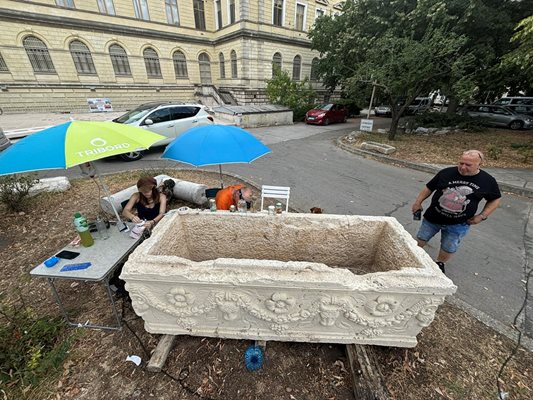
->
[0,0,342,112]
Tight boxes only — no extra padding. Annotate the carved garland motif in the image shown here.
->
[128,284,444,334]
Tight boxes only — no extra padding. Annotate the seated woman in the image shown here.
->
[122,177,167,230]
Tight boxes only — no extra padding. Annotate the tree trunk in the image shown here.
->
[388,112,401,140]
[446,96,459,114]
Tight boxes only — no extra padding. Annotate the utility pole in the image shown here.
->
[367,81,376,118]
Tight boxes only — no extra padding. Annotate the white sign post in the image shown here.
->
[360,119,374,132]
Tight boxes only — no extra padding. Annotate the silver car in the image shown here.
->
[112,102,214,161]
[459,104,533,130]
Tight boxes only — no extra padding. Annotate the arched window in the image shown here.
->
[23,36,56,73]
[69,40,96,74]
[219,52,225,79]
[310,57,319,81]
[230,50,238,78]
[198,52,212,84]
[143,48,162,77]
[109,44,131,76]
[172,51,188,78]
[272,52,282,76]
[292,55,301,81]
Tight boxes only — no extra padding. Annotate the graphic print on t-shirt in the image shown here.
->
[438,186,473,214]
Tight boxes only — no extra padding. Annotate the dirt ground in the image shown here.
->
[1,169,532,400]
[343,124,533,169]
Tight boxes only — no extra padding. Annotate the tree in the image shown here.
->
[266,67,316,122]
[309,0,470,139]
[503,15,533,95]
[309,0,532,137]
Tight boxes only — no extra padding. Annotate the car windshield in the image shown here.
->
[316,104,333,111]
[114,104,155,124]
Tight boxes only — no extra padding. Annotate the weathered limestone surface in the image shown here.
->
[121,211,456,348]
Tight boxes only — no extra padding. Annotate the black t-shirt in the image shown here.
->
[423,167,501,225]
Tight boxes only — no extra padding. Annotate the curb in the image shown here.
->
[336,138,533,199]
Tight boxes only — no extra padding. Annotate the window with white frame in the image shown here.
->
[69,40,97,74]
[165,0,180,25]
[194,0,206,30]
[23,36,56,73]
[133,0,150,21]
[56,0,75,8]
[295,3,306,31]
[109,44,131,76]
[97,0,115,15]
[173,51,188,78]
[273,0,284,26]
[315,8,324,19]
[230,50,238,78]
[292,55,301,80]
[143,48,162,77]
[228,0,236,24]
[219,52,225,78]
[215,0,222,29]
[198,52,212,84]
[272,52,282,75]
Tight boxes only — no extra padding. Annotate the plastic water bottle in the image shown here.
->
[73,212,94,247]
[95,216,109,240]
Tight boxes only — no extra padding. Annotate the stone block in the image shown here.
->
[360,141,396,155]
[121,211,456,348]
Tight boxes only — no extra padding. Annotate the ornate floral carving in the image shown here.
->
[364,295,400,317]
[167,287,195,308]
[265,292,295,314]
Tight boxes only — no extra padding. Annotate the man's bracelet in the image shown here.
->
[480,213,488,220]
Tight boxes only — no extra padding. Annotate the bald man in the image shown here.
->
[412,150,501,273]
[215,185,253,210]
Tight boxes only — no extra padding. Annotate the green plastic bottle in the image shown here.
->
[73,212,94,247]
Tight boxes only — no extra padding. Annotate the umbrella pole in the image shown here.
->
[219,165,224,188]
[89,163,129,232]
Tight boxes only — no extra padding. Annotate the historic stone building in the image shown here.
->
[0,0,342,112]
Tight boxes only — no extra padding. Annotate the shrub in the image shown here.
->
[0,298,72,397]
[412,112,485,131]
[266,67,316,122]
[0,173,39,212]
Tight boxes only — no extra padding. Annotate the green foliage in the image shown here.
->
[266,67,316,122]
[0,298,71,396]
[412,112,484,130]
[487,145,503,160]
[0,173,39,212]
[503,15,533,92]
[511,143,533,163]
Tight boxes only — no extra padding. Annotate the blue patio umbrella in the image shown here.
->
[161,125,271,187]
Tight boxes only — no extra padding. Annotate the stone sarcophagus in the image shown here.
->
[121,210,456,347]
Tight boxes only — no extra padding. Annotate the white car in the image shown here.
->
[112,102,214,161]
[0,128,11,152]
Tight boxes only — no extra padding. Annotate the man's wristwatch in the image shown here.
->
[480,213,488,221]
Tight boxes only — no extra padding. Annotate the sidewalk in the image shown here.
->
[1,111,532,199]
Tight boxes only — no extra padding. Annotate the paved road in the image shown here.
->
[38,119,532,342]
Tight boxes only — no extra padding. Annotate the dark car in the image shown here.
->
[458,104,533,130]
[305,104,348,125]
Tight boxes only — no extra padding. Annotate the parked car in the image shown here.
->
[493,97,533,106]
[305,104,348,125]
[112,102,214,161]
[458,104,533,130]
[374,105,391,117]
[406,97,432,115]
[0,128,11,152]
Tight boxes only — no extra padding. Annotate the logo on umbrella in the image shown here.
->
[77,137,132,157]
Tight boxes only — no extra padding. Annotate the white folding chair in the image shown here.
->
[260,185,290,212]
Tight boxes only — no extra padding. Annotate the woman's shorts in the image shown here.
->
[416,219,470,254]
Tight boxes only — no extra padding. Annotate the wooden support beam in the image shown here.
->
[346,344,389,400]
[147,335,177,373]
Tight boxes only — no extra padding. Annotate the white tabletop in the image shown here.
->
[30,225,140,281]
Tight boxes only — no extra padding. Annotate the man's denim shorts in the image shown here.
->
[416,219,470,254]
